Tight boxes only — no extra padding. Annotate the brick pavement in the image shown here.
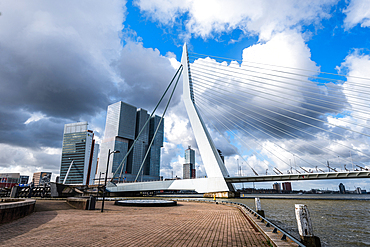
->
[0,200,270,247]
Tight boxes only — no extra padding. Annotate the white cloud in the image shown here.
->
[135,0,336,41]
[337,51,370,122]
[0,144,61,181]
[113,41,180,110]
[335,50,370,153]
[343,0,370,30]
[24,112,46,124]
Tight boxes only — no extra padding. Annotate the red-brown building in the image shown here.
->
[282,182,292,191]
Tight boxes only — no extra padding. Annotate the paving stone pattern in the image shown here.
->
[0,200,270,246]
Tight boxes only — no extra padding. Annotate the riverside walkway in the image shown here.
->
[0,200,274,247]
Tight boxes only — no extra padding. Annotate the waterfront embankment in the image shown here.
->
[0,200,273,246]
[228,194,370,247]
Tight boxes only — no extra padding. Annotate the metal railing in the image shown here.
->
[174,198,305,247]
[222,201,305,247]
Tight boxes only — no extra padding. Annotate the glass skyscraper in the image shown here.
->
[183,146,196,179]
[97,101,164,182]
[60,122,99,185]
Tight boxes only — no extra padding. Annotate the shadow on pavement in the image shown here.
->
[0,200,73,243]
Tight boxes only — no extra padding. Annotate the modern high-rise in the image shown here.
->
[60,122,99,185]
[339,183,346,194]
[32,172,52,185]
[273,182,281,192]
[183,146,196,179]
[97,101,164,182]
[282,182,292,191]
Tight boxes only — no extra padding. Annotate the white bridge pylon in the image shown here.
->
[108,44,233,194]
[181,43,232,191]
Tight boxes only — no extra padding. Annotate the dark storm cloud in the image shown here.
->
[113,42,179,112]
[0,105,68,148]
[0,30,115,149]
[0,1,127,149]
[0,42,112,119]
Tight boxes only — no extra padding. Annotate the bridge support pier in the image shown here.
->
[203,191,239,198]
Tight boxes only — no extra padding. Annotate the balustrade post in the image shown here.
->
[295,204,321,247]
[255,197,265,217]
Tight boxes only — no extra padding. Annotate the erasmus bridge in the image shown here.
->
[107,44,370,195]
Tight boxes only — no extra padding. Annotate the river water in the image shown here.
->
[228,194,370,247]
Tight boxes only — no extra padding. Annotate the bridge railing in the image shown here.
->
[223,200,305,247]
[175,198,305,247]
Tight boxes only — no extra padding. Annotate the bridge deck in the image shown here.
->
[226,171,370,183]
[106,171,370,193]
[1,200,271,246]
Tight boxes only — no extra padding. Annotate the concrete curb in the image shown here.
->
[0,199,36,224]
[0,199,36,210]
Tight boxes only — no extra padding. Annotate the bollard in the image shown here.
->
[88,195,96,210]
[255,197,265,217]
[295,204,321,247]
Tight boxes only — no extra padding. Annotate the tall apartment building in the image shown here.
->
[339,183,346,194]
[282,182,292,191]
[97,101,164,182]
[183,146,196,179]
[273,182,281,192]
[60,122,99,185]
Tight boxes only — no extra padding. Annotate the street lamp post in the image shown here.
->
[101,149,120,212]
[97,172,103,197]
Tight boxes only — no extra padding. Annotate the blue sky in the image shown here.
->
[126,0,370,73]
[0,0,370,191]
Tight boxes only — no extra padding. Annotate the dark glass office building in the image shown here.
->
[98,101,163,182]
[60,122,99,185]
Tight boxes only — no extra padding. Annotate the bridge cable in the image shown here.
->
[134,66,183,182]
[192,82,370,161]
[191,52,369,172]
[195,98,292,172]
[191,70,370,127]
[194,90,354,170]
[189,52,370,83]
[195,99,273,173]
[191,78,370,139]
[190,63,370,114]
[189,54,370,93]
[194,95,295,169]
[196,105,260,176]
[190,60,370,106]
[110,65,183,182]
[194,93,324,171]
